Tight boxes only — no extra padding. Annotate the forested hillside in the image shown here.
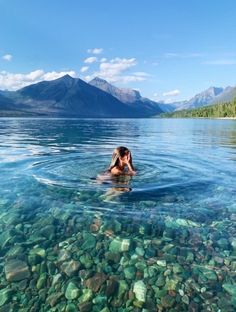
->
[162,98,236,118]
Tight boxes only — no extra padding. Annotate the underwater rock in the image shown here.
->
[36,273,47,289]
[0,288,13,307]
[156,260,166,267]
[57,249,71,262]
[109,238,131,253]
[81,232,97,251]
[161,294,175,308]
[79,254,94,269]
[222,284,236,297]
[85,272,107,292]
[105,279,119,297]
[65,282,80,300]
[133,280,147,302]
[5,259,30,282]
[60,260,80,277]
[117,280,128,299]
[124,266,136,280]
[78,301,93,312]
[78,288,93,303]
[46,292,64,307]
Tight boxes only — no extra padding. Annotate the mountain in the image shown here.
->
[162,97,236,118]
[0,75,166,117]
[172,87,225,111]
[89,77,164,116]
[1,75,143,117]
[211,86,236,104]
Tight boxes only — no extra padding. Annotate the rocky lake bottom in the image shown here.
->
[0,118,236,311]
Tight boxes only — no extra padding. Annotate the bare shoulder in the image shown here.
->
[110,167,123,175]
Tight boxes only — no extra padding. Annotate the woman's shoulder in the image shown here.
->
[110,166,123,175]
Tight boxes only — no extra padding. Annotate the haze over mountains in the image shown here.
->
[0,75,235,117]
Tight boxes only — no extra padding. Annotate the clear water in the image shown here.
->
[0,118,236,311]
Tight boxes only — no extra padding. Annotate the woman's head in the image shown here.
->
[108,146,131,170]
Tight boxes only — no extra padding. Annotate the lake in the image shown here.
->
[0,118,236,311]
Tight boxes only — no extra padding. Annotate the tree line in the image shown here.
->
[162,97,236,118]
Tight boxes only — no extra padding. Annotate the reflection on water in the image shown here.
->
[0,118,236,311]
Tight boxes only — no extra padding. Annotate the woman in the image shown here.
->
[108,146,136,176]
[97,146,136,201]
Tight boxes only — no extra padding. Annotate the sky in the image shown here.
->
[0,0,236,102]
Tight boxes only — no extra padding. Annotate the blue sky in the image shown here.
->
[0,0,236,102]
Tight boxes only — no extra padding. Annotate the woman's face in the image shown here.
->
[119,151,129,163]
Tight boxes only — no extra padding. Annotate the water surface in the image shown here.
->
[0,118,236,311]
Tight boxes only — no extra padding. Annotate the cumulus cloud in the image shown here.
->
[100,58,107,63]
[84,57,149,84]
[2,54,12,61]
[0,69,76,91]
[163,89,180,97]
[80,66,89,73]
[84,56,98,64]
[87,48,103,54]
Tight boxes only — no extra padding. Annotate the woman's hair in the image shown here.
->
[108,146,134,171]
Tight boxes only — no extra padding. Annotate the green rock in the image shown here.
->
[222,284,236,297]
[157,260,166,267]
[36,273,47,289]
[0,230,14,249]
[65,282,80,300]
[135,247,145,256]
[0,288,13,307]
[100,308,110,312]
[92,295,107,305]
[109,238,130,253]
[133,300,144,308]
[118,280,128,298]
[124,266,136,280]
[66,303,77,312]
[79,254,93,269]
[173,264,183,274]
[217,238,229,250]
[78,289,93,303]
[30,247,46,258]
[165,279,178,291]
[81,232,96,250]
[156,275,165,287]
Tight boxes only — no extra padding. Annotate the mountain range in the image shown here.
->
[0,75,235,117]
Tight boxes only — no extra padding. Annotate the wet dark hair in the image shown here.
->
[108,146,133,171]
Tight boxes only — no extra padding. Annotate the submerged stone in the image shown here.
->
[133,280,147,302]
[81,232,96,250]
[5,259,30,282]
[222,284,236,297]
[78,288,93,303]
[60,260,80,277]
[109,238,130,253]
[65,282,80,300]
[85,272,107,292]
[0,288,13,307]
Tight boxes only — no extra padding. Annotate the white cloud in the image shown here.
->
[0,69,77,90]
[100,58,107,63]
[203,59,236,65]
[87,48,103,54]
[84,56,98,64]
[163,89,180,97]
[80,66,89,73]
[84,57,149,84]
[2,54,12,61]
